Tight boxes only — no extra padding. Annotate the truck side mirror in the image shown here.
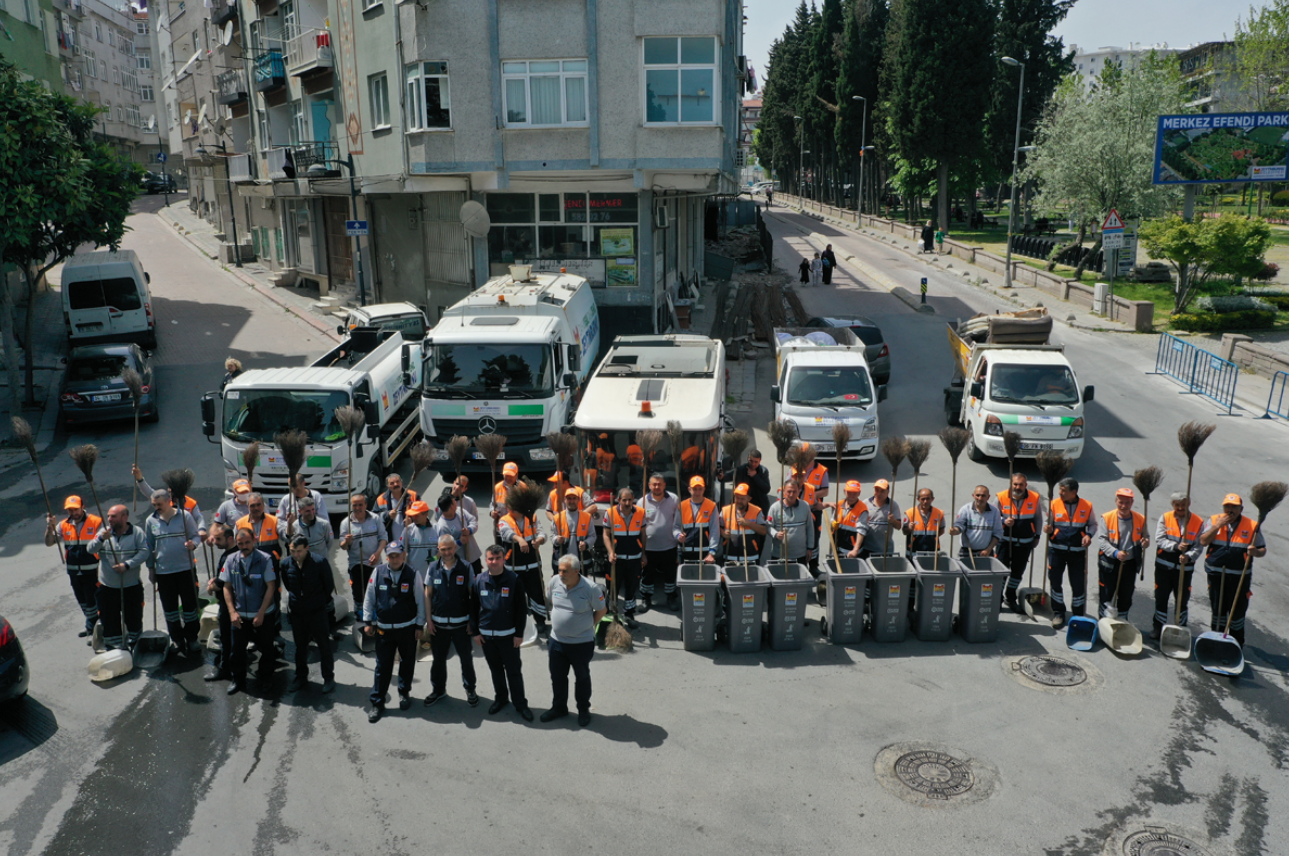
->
[878,385,888,403]
[568,346,580,374]
[401,344,415,387]
[337,324,347,336]
[200,393,217,443]
[770,385,781,403]
[361,399,379,427]
[562,372,577,389]
[1083,385,1095,403]
[144,272,151,284]
[970,381,984,399]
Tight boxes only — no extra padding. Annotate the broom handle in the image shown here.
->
[132,409,140,513]
[1111,558,1126,615]
[1174,554,1186,627]
[948,465,958,560]
[1223,520,1260,636]
[1139,501,1148,581]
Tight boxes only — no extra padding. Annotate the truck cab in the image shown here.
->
[770,327,885,460]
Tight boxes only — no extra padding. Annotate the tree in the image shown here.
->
[1023,53,1190,277]
[0,58,140,423]
[804,0,845,204]
[756,3,815,194]
[835,0,889,212]
[1235,1,1289,111]
[1140,213,1272,313]
[883,0,995,233]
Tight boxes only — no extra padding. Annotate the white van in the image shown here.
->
[61,250,157,348]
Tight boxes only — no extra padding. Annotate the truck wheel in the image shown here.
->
[944,393,961,426]
[967,433,984,463]
[363,460,385,507]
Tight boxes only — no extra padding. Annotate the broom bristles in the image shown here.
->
[831,422,852,457]
[788,443,816,477]
[69,444,99,481]
[766,419,797,463]
[410,439,436,478]
[939,427,970,463]
[545,431,579,476]
[881,436,909,472]
[11,416,35,460]
[606,621,633,651]
[275,429,309,480]
[636,429,664,461]
[666,420,685,451]
[1132,466,1164,501]
[475,433,507,465]
[1178,421,1217,464]
[334,405,366,440]
[446,435,471,476]
[1003,431,1022,466]
[720,429,750,466]
[161,467,196,507]
[1250,480,1288,522]
[1035,450,1073,496]
[907,439,932,473]
[241,440,261,477]
[121,367,145,404]
[505,478,545,521]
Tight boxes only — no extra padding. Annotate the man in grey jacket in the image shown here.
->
[144,488,203,657]
[765,481,815,566]
[89,504,150,651]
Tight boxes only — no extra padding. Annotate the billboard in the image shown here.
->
[1153,112,1289,184]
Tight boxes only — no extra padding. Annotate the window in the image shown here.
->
[483,192,638,285]
[138,53,150,69]
[405,61,450,130]
[644,36,717,124]
[99,59,106,78]
[290,100,307,144]
[141,85,153,101]
[95,22,102,41]
[108,28,115,46]
[136,21,148,35]
[501,59,588,127]
[368,73,389,129]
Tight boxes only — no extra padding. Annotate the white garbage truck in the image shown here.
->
[417,265,599,472]
[202,327,423,520]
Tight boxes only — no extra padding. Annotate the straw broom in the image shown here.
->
[831,422,851,508]
[241,440,261,489]
[121,367,145,513]
[766,419,797,492]
[907,438,932,513]
[939,428,970,560]
[475,433,508,540]
[1177,422,1216,501]
[666,420,685,500]
[1222,480,1287,637]
[446,435,470,487]
[1035,451,1074,608]
[333,406,366,515]
[880,436,909,557]
[71,444,126,653]
[636,429,663,498]
[15,416,62,562]
[1132,466,1164,582]
[409,439,436,495]
[275,430,308,537]
[544,431,580,553]
[720,429,750,497]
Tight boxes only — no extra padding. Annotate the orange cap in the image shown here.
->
[874,478,890,490]
[1115,488,1134,498]
[64,495,83,509]
[547,471,565,483]
[408,500,431,516]
[232,479,251,494]
[799,441,811,451]
[733,483,749,496]
[502,462,519,476]
[844,480,862,493]
[1223,493,1243,506]
[564,487,581,496]
[689,476,705,489]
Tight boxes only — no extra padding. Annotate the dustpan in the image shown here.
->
[1066,615,1098,650]
[1195,630,1243,676]
[1159,624,1192,659]
[1097,617,1143,655]
[198,604,221,643]
[353,624,375,653]
[88,648,133,682]
[91,622,105,653]
[519,620,540,648]
[134,589,170,669]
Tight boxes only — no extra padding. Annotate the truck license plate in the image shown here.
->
[471,451,504,461]
[1019,442,1051,451]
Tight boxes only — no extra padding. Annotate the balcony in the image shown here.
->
[253,48,286,92]
[228,153,254,183]
[211,0,238,27]
[285,28,333,78]
[216,68,249,105]
[266,141,338,180]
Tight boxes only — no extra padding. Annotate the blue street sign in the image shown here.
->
[156,152,167,163]
[345,220,369,237]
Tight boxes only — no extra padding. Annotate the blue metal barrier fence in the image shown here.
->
[1262,371,1289,421]
[1153,332,1238,415]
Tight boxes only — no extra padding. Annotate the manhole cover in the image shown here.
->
[1120,828,1214,855]
[1018,655,1087,687]
[892,750,974,800]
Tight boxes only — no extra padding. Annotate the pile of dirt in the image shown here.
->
[706,225,763,263]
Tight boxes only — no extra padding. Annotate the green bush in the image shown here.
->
[1273,190,1289,205]
[1261,294,1289,311]
[1195,294,1274,313]
[1169,309,1277,332]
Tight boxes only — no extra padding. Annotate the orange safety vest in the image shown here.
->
[779,482,817,506]
[1157,511,1204,566]
[501,513,538,566]
[1101,510,1144,544]
[836,500,869,533]
[548,486,586,515]
[793,462,828,492]
[377,488,418,512]
[59,513,103,568]
[595,448,616,473]
[554,509,593,541]
[237,513,280,549]
[1205,513,1258,572]
[722,502,763,535]
[997,489,1041,541]
[680,497,717,527]
[494,479,515,508]
[1050,497,1093,550]
[904,506,945,536]
[607,505,646,558]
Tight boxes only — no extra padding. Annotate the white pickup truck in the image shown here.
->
[771,327,885,461]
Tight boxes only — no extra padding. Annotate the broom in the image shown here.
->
[1222,480,1287,638]
[409,439,436,496]
[334,405,366,519]
[666,420,685,500]
[13,417,60,558]
[446,435,470,488]
[70,445,124,646]
[276,430,309,537]
[720,429,750,497]
[1035,451,1075,611]
[939,428,970,561]
[1132,466,1164,582]
[880,436,909,557]
[122,367,145,513]
[1001,431,1022,567]
[831,422,851,508]
[505,478,549,634]
[636,429,664,499]
[1178,421,1216,502]
[241,440,261,489]
[766,419,797,493]
[157,467,199,644]
[475,433,508,540]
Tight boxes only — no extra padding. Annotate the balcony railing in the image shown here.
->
[266,141,338,180]
[216,68,248,105]
[285,28,333,77]
[228,153,253,183]
[211,0,238,27]
[253,47,286,92]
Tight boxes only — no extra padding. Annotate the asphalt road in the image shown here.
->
[0,203,1285,856]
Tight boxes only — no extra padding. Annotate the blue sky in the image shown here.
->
[742,0,1265,95]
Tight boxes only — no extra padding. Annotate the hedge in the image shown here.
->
[1169,309,1278,332]
[1264,294,1289,311]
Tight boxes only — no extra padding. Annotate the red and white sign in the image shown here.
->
[1102,209,1125,232]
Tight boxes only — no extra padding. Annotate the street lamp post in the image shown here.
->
[1001,56,1025,289]
[852,96,867,215]
[196,140,242,268]
[307,153,367,306]
[793,115,804,198]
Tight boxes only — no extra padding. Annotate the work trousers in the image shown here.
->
[480,635,526,706]
[1152,561,1194,630]
[996,540,1035,598]
[156,571,200,646]
[1047,548,1088,617]
[348,563,374,616]
[229,613,276,686]
[97,583,143,650]
[610,557,642,615]
[1207,571,1252,646]
[370,625,417,706]
[1097,556,1139,618]
[514,567,547,624]
[290,608,334,681]
[641,547,677,598]
[429,623,476,694]
[212,601,231,673]
[67,566,100,632]
[549,639,594,713]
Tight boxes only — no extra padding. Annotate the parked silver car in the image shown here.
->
[59,343,159,429]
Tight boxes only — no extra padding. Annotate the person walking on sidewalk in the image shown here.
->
[822,244,837,285]
[934,228,945,255]
[810,252,823,287]
[921,221,934,254]
[798,256,810,287]
[766,186,773,208]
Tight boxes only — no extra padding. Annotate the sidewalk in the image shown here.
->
[158,202,344,343]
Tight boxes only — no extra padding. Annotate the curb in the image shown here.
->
[157,212,342,343]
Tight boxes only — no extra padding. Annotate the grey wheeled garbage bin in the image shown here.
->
[912,553,959,641]
[722,564,769,653]
[867,554,916,642]
[957,555,1009,643]
[676,563,722,651]
[765,562,813,651]
[823,557,871,644]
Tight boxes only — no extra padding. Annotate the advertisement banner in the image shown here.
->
[1154,112,1289,184]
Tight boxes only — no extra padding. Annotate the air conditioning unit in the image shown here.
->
[654,205,669,230]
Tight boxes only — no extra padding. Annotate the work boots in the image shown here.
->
[638,595,652,615]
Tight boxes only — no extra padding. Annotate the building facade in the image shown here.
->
[1070,43,1180,90]
[0,0,64,90]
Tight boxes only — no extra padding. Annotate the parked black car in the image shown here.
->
[0,615,29,703]
[806,315,891,385]
[142,172,177,194]
[59,342,160,429]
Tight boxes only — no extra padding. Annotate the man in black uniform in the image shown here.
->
[361,541,425,723]
[470,544,532,721]
[423,534,479,708]
[203,523,237,682]
[732,449,772,513]
[282,535,336,694]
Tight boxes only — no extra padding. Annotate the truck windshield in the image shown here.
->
[424,343,554,398]
[786,368,873,407]
[988,364,1079,406]
[578,429,717,498]
[223,388,352,443]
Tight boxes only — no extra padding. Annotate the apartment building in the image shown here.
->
[1070,43,1181,90]
[0,0,63,90]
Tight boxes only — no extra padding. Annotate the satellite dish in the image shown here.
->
[145,116,155,131]
[213,119,226,137]
[220,22,233,46]
[460,200,491,239]
[197,103,208,127]
[183,108,193,124]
